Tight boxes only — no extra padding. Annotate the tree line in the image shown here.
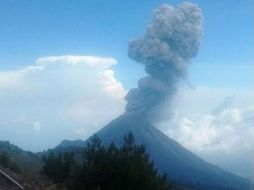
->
[42,132,173,190]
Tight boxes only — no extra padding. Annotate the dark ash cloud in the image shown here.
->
[125,2,203,122]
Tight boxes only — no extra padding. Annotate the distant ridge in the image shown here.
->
[57,139,85,149]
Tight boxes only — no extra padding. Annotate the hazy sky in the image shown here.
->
[0,0,253,177]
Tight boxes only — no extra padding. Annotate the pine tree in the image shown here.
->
[68,132,172,190]
[42,133,173,190]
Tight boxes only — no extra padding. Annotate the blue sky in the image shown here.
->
[0,0,253,88]
[0,0,253,177]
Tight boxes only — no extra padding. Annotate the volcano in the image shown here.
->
[79,113,249,190]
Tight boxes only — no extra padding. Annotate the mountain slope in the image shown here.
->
[0,141,42,176]
[92,113,250,190]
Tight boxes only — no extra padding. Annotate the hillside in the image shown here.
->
[0,141,42,176]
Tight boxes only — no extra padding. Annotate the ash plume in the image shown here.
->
[125,2,203,122]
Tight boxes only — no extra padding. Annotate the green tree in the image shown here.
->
[42,151,74,184]
[0,151,21,173]
[68,132,172,190]
[0,152,10,168]
[42,133,173,189]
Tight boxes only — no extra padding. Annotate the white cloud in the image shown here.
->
[0,55,126,151]
[0,71,25,91]
[75,128,87,136]
[167,106,254,153]
[99,69,126,99]
[32,121,41,132]
[36,55,117,68]
[165,87,254,153]
[161,89,254,177]
[0,66,44,92]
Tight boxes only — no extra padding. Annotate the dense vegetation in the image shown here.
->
[42,133,173,190]
[0,151,21,173]
[0,140,42,175]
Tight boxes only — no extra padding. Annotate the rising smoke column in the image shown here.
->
[125,2,203,122]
